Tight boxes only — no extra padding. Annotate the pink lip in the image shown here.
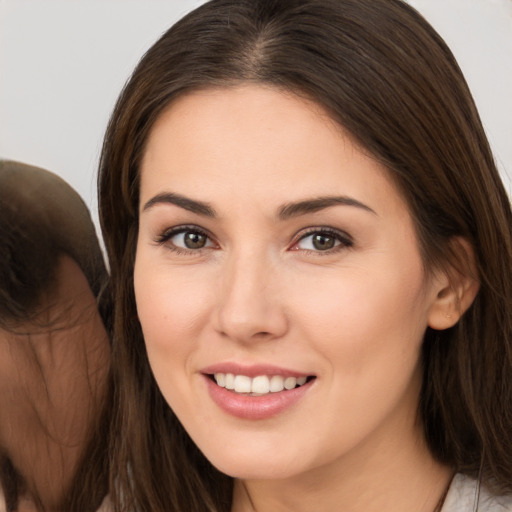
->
[202,372,315,421]
[201,362,311,379]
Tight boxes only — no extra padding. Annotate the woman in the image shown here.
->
[98,0,512,510]
[0,160,111,511]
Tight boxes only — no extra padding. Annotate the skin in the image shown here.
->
[0,255,110,511]
[134,85,473,512]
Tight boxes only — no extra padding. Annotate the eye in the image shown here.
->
[155,226,215,252]
[292,228,353,252]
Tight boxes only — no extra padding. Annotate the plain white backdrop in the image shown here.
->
[1,0,511,234]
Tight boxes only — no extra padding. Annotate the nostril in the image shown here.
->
[253,331,271,337]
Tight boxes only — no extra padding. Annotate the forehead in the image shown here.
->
[139,85,406,218]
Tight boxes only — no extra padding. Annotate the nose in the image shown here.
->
[214,250,288,343]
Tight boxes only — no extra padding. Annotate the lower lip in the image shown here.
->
[203,375,314,420]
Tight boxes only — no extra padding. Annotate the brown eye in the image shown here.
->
[183,231,207,249]
[157,227,215,252]
[294,229,352,253]
[311,233,336,250]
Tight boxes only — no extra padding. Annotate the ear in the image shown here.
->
[427,237,480,330]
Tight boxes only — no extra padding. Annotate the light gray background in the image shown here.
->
[1,0,511,235]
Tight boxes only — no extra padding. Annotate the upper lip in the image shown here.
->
[201,362,313,379]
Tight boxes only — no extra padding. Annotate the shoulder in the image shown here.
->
[442,473,512,512]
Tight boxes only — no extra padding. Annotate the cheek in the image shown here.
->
[281,263,429,454]
[288,260,430,374]
[133,257,215,373]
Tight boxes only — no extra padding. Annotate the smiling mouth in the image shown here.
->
[209,373,316,396]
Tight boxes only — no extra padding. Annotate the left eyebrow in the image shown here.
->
[278,196,377,220]
[142,192,216,217]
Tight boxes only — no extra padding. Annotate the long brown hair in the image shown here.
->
[98,1,512,510]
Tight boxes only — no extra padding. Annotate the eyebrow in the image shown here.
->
[142,192,216,217]
[278,196,377,220]
[142,192,376,219]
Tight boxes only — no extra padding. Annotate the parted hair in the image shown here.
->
[98,1,512,510]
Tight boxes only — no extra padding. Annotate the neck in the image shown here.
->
[232,423,452,512]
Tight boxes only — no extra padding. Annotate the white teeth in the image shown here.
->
[213,373,310,395]
[234,375,252,393]
[225,373,235,390]
[284,377,297,390]
[214,373,226,387]
[269,375,284,392]
[251,375,270,394]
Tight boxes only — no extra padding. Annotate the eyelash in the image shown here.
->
[154,225,215,255]
[154,225,353,255]
[292,227,353,255]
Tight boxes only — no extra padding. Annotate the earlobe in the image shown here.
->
[427,238,480,331]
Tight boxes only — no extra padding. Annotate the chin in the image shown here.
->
[213,459,302,481]
[196,437,314,481]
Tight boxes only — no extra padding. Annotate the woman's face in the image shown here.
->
[134,85,445,481]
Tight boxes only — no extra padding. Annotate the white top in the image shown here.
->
[442,474,512,511]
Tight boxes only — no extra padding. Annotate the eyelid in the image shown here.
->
[154,224,217,251]
[290,226,354,252]
[153,224,352,255]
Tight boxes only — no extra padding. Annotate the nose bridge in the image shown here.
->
[216,245,287,342]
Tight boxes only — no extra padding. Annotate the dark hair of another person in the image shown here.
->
[0,160,108,327]
[97,1,512,511]
[0,160,112,511]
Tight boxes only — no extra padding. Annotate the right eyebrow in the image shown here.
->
[142,192,216,217]
[277,195,377,220]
